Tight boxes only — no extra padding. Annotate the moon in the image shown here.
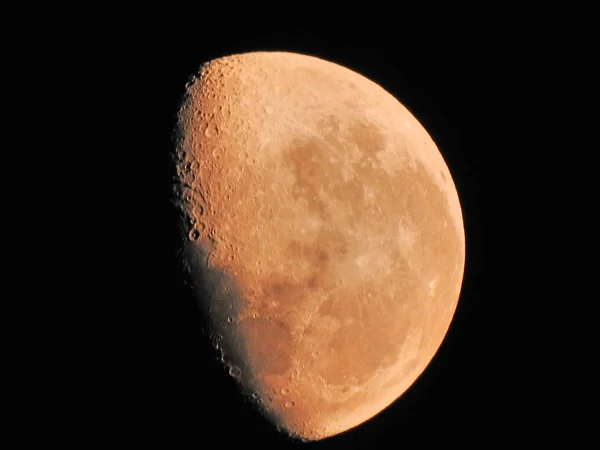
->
[174,51,465,441]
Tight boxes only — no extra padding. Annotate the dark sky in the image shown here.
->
[97,19,554,449]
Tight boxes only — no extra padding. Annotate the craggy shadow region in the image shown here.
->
[168,170,298,444]
[174,193,306,438]
[175,201,249,382]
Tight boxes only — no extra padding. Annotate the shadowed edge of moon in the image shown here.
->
[179,226,297,435]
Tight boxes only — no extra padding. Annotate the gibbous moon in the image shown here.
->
[174,51,465,441]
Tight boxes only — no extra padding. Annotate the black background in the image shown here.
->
[17,7,593,446]
[96,17,550,449]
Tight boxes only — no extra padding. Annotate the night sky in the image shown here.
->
[90,16,557,449]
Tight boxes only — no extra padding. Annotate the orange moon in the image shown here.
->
[174,51,465,441]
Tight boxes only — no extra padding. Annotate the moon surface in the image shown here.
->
[174,51,465,441]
